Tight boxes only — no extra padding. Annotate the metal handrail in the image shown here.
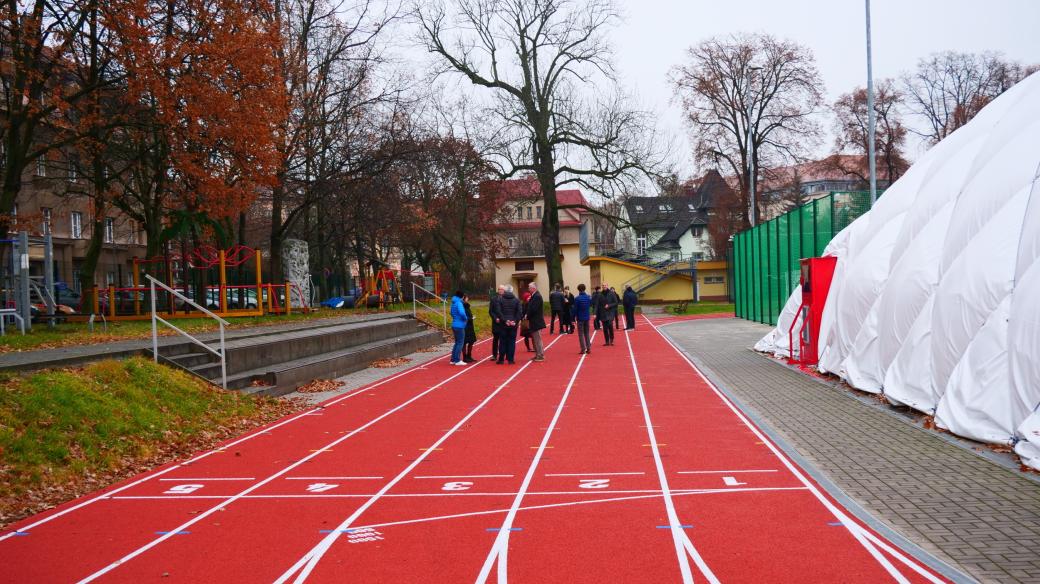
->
[147,274,228,389]
[0,309,25,335]
[411,282,447,329]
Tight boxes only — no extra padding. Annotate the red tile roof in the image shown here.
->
[480,176,590,209]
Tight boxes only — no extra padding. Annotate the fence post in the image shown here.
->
[151,278,158,363]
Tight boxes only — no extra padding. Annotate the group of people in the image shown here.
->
[448,280,639,366]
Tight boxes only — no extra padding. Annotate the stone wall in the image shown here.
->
[282,239,310,308]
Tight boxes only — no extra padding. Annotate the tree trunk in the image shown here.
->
[537,169,563,289]
[79,212,106,314]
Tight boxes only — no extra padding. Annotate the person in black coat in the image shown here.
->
[489,285,505,360]
[590,286,602,330]
[549,284,565,334]
[597,283,620,346]
[525,283,546,361]
[561,286,574,333]
[496,287,523,364]
[463,294,477,362]
[622,285,638,330]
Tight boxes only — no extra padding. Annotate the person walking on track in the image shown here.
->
[489,285,505,360]
[462,294,477,363]
[450,290,468,365]
[612,287,621,330]
[598,283,620,346]
[574,284,592,354]
[562,285,575,334]
[549,284,565,334]
[496,286,523,364]
[526,282,546,361]
[520,289,533,352]
[623,285,638,330]
[591,286,602,330]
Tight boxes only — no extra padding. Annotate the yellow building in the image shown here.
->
[582,256,729,302]
[485,177,591,291]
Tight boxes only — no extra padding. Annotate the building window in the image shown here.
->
[507,236,516,248]
[536,206,542,219]
[634,204,643,212]
[515,260,534,271]
[692,226,704,237]
[72,267,81,292]
[705,275,725,284]
[636,234,646,256]
[688,203,696,210]
[693,252,705,261]
[670,252,681,263]
[106,272,116,286]
[42,207,51,235]
[526,206,532,220]
[659,203,673,212]
[130,221,138,245]
[35,157,46,177]
[104,217,114,243]
[68,157,77,182]
[516,206,523,221]
[71,212,83,238]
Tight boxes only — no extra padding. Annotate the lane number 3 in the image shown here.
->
[442,481,474,491]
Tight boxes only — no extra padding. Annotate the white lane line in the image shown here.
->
[285,477,384,481]
[625,327,714,584]
[676,470,777,474]
[475,332,594,584]
[642,315,926,584]
[545,472,645,477]
[109,487,812,501]
[0,343,468,542]
[74,355,495,583]
[413,475,515,479]
[275,334,569,584]
[157,478,255,482]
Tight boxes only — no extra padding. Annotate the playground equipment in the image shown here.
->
[355,266,442,311]
[1,231,57,333]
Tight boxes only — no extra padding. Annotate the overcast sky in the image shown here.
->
[610,0,1040,174]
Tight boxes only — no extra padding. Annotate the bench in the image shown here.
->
[671,301,690,315]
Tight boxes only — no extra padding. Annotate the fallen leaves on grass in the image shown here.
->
[295,379,343,394]
[249,378,272,387]
[370,357,410,368]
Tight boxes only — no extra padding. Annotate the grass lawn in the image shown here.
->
[0,309,356,354]
[663,301,735,315]
[0,357,299,527]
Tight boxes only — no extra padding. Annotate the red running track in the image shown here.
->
[1,316,951,583]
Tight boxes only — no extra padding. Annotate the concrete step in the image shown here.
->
[167,351,218,369]
[214,329,443,396]
[182,317,425,378]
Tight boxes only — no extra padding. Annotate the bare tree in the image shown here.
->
[670,32,824,228]
[829,79,909,185]
[904,51,1030,144]
[416,0,661,288]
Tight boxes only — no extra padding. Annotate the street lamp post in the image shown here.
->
[866,0,878,206]
[745,65,762,226]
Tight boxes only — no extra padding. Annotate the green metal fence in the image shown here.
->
[732,191,873,325]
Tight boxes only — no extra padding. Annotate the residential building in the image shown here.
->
[758,155,894,220]
[484,177,592,291]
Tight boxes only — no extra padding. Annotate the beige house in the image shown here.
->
[484,177,592,292]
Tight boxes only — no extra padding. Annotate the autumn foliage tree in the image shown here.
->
[827,79,909,186]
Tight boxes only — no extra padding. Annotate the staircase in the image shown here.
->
[621,258,694,294]
[156,316,441,396]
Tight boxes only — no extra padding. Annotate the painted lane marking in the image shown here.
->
[157,478,255,482]
[154,531,190,535]
[624,327,716,584]
[722,477,747,487]
[413,475,514,479]
[642,315,932,584]
[110,488,786,499]
[545,472,645,477]
[74,354,496,583]
[285,477,383,480]
[486,528,522,532]
[274,333,569,584]
[657,525,694,529]
[0,340,476,542]
[475,332,595,584]
[163,485,204,495]
[676,470,777,474]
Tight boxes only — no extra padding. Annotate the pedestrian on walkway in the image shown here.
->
[574,284,592,354]
[562,286,575,333]
[591,286,602,330]
[526,282,546,361]
[450,290,468,365]
[520,289,533,352]
[549,284,565,334]
[497,286,523,364]
[489,285,505,360]
[598,283,620,346]
[463,294,477,362]
[612,287,621,330]
[623,285,638,330]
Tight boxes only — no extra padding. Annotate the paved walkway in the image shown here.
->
[0,311,410,372]
[661,317,1040,584]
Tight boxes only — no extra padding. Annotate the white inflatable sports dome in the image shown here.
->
[756,72,1040,470]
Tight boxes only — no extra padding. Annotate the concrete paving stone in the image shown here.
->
[662,317,1040,584]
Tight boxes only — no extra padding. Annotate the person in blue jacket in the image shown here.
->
[573,283,593,354]
[450,290,468,365]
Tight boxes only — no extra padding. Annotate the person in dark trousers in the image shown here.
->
[562,286,575,333]
[598,283,620,346]
[496,285,523,364]
[489,285,505,360]
[525,282,546,361]
[449,290,468,365]
[462,294,477,362]
[573,283,592,354]
[612,287,621,330]
[623,285,638,330]
[520,290,533,351]
[590,286,602,330]
[548,284,565,334]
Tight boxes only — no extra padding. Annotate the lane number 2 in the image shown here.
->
[578,479,610,489]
